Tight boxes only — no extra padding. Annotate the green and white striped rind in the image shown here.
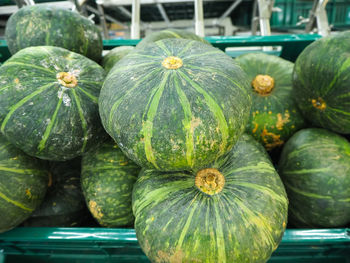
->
[293,31,350,134]
[24,158,86,227]
[133,134,288,263]
[0,46,107,161]
[278,128,350,228]
[81,139,140,227]
[0,135,48,233]
[136,29,210,50]
[102,46,135,74]
[235,53,305,151]
[99,38,252,171]
[5,5,103,62]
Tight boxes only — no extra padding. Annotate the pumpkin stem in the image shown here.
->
[311,97,326,110]
[252,74,274,95]
[162,56,183,69]
[195,168,225,195]
[48,172,53,187]
[57,72,78,88]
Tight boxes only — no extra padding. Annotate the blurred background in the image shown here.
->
[0,0,350,40]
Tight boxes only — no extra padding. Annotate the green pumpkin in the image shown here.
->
[293,31,350,134]
[136,29,210,50]
[0,135,48,233]
[23,159,87,227]
[0,46,106,161]
[99,38,251,171]
[278,128,350,227]
[235,53,305,150]
[5,5,103,62]
[102,46,134,74]
[81,139,140,227]
[133,134,288,263]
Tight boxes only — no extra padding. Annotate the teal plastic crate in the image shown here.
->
[102,34,321,62]
[271,0,350,30]
[0,228,349,263]
[0,34,321,63]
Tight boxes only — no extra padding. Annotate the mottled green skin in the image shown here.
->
[133,134,288,263]
[0,135,48,233]
[23,158,87,227]
[136,29,210,50]
[5,5,103,62]
[99,38,251,171]
[236,53,305,151]
[293,31,350,134]
[0,46,107,161]
[102,46,134,74]
[278,128,350,227]
[81,139,140,227]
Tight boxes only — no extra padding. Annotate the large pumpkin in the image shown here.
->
[278,128,350,227]
[0,135,48,233]
[235,53,305,150]
[99,38,251,171]
[5,5,103,62]
[133,134,288,263]
[0,46,106,161]
[293,31,350,134]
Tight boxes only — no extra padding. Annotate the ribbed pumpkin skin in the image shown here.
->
[278,128,350,227]
[0,46,106,161]
[23,159,86,227]
[136,29,210,49]
[236,53,305,150]
[293,31,350,134]
[133,134,288,263]
[0,135,48,233]
[102,46,134,74]
[81,139,140,227]
[5,5,103,62]
[99,38,251,171]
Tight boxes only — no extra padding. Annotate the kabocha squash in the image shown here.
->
[81,139,140,227]
[278,128,350,227]
[136,29,210,49]
[102,46,134,74]
[23,159,87,227]
[99,38,251,171]
[133,134,288,263]
[293,31,350,134]
[235,53,305,150]
[5,5,103,62]
[0,135,48,233]
[0,46,106,161]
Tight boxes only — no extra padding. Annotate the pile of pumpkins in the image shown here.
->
[0,4,349,263]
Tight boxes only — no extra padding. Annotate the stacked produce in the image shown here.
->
[0,4,349,262]
[279,31,350,228]
[0,5,107,232]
